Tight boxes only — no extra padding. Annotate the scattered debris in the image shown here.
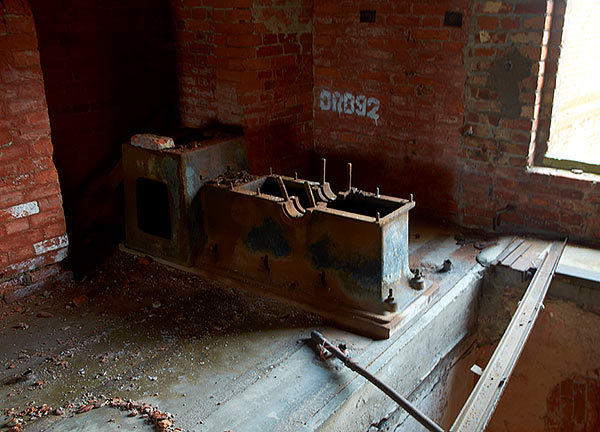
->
[138,256,152,265]
[474,240,497,250]
[212,169,257,186]
[76,404,93,414]
[72,295,88,307]
[438,259,453,273]
[12,322,29,330]
[455,235,498,250]
[37,311,53,318]
[3,369,38,386]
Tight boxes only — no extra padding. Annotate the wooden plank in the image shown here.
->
[450,239,567,432]
[511,240,550,273]
[492,238,523,267]
[502,241,532,267]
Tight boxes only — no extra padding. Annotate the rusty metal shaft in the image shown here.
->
[347,162,352,190]
[311,331,445,432]
[304,181,316,208]
[277,176,290,201]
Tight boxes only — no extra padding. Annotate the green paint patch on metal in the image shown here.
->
[308,236,380,289]
[245,218,291,258]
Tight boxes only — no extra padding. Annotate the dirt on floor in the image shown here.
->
[0,249,322,432]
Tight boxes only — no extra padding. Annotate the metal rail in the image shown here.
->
[450,239,567,432]
[311,331,446,432]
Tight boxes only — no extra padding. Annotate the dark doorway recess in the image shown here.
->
[29,0,179,277]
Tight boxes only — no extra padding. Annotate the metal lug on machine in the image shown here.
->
[321,158,326,185]
[410,269,426,291]
[441,259,453,273]
[346,162,352,191]
[304,181,317,208]
[277,176,290,201]
[383,289,398,312]
[376,187,380,197]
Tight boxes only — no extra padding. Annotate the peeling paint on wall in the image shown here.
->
[33,234,69,256]
[251,0,311,34]
[489,48,532,119]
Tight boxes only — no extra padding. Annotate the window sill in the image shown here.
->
[543,156,600,176]
[527,166,600,183]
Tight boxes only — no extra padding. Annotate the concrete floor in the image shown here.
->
[1,221,498,432]
[6,222,598,432]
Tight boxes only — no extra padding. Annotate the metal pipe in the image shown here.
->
[347,162,352,190]
[311,331,446,432]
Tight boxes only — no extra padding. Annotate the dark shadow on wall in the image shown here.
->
[307,151,458,223]
[30,0,179,277]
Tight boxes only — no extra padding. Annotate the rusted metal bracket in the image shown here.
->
[450,239,567,432]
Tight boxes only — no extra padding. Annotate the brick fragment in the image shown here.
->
[131,134,175,150]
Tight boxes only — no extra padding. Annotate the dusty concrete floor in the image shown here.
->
[0,251,325,431]
[0,221,495,432]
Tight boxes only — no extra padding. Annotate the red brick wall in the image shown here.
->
[546,373,600,431]
[462,0,600,241]
[172,0,313,174]
[311,0,600,242]
[313,1,469,219]
[0,0,69,299]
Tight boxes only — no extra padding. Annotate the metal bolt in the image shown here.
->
[294,172,298,180]
[321,158,327,185]
[442,259,453,272]
[410,269,425,291]
[269,167,273,175]
[376,187,380,197]
[347,162,352,191]
[384,288,397,312]
[375,212,380,222]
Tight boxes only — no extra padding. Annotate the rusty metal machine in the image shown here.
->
[122,129,422,338]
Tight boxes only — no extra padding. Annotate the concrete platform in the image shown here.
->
[0,222,501,432]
